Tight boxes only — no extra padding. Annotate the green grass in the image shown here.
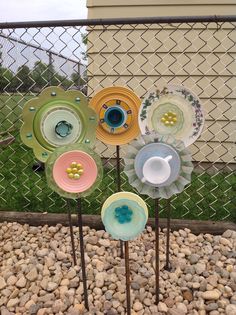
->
[0,94,236,221]
[0,93,34,131]
[0,134,235,222]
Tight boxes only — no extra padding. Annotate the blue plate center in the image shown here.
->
[114,205,133,224]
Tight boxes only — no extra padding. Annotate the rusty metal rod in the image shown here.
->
[116,145,124,259]
[154,198,160,305]
[124,241,131,315]
[164,198,171,271]
[77,198,89,310]
[67,200,77,266]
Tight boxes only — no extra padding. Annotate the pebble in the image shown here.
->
[158,302,168,313]
[226,304,236,315]
[182,289,193,302]
[16,276,27,288]
[26,267,38,281]
[0,222,235,314]
[133,301,143,311]
[202,290,221,300]
[189,254,200,264]
[7,298,19,308]
[56,251,67,260]
[0,276,7,290]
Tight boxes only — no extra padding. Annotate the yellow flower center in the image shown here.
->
[161,111,177,126]
[66,162,84,180]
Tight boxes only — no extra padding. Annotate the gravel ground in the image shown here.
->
[0,222,236,315]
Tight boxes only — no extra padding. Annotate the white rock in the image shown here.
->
[202,290,221,300]
[56,251,67,260]
[7,275,17,286]
[158,302,168,313]
[98,239,110,247]
[176,302,188,314]
[220,237,231,246]
[67,269,77,280]
[26,267,38,281]
[226,304,236,315]
[0,276,7,290]
[47,282,58,292]
[16,276,27,288]
[133,301,143,311]
[7,298,19,308]
[37,248,49,257]
[195,263,206,275]
[95,272,106,288]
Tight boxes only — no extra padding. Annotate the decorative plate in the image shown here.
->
[46,144,103,199]
[89,86,141,145]
[101,192,148,241]
[139,85,204,147]
[124,132,193,199]
[20,86,98,162]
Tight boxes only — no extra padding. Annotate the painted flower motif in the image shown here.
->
[46,143,103,199]
[124,132,193,199]
[89,86,141,145]
[20,86,98,162]
[101,192,148,241]
[139,85,204,147]
[114,205,133,223]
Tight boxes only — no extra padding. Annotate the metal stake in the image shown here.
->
[67,200,77,266]
[164,198,171,271]
[77,198,89,310]
[124,241,131,315]
[116,145,124,258]
[154,198,160,305]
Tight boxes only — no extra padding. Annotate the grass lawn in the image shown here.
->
[0,94,236,222]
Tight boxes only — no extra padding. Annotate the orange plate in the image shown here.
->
[89,86,141,145]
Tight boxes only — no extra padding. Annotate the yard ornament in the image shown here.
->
[89,86,141,145]
[20,86,97,162]
[124,132,193,199]
[139,85,204,147]
[101,192,148,241]
[45,143,103,199]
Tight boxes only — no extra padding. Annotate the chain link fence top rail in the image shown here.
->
[0,16,235,222]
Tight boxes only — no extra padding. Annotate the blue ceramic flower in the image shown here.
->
[114,205,133,224]
[101,192,148,241]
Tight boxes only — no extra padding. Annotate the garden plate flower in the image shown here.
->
[20,86,97,162]
[139,85,204,147]
[101,192,148,241]
[124,132,193,199]
[46,143,103,199]
[90,86,141,145]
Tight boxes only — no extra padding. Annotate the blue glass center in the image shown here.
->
[114,205,133,224]
[55,120,73,137]
[104,106,125,128]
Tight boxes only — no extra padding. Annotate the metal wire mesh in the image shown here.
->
[0,18,235,221]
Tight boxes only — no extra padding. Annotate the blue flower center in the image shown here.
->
[55,120,73,137]
[114,205,133,224]
[104,106,125,128]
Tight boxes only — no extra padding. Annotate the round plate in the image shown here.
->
[90,86,141,145]
[101,191,148,220]
[134,143,181,187]
[139,85,204,147]
[101,192,148,241]
[46,143,103,199]
[20,87,98,162]
[38,105,82,147]
[53,150,98,193]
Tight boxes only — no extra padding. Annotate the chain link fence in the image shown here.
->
[0,17,235,221]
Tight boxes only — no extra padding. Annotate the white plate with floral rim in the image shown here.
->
[138,85,204,147]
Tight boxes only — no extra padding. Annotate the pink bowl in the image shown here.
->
[53,150,98,193]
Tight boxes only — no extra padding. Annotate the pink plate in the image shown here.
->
[53,150,98,193]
